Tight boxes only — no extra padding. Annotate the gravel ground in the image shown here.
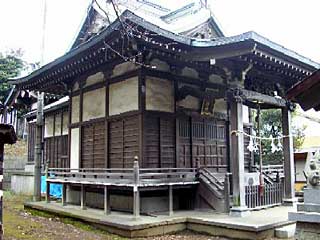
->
[3,192,229,240]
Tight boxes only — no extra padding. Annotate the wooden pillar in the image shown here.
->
[104,185,110,215]
[168,185,173,216]
[133,160,140,219]
[62,183,67,206]
[229,99,249,216]
[34,92,44,202]
[45,163,50,203]
[282,108,296,204]
[224,173,231,213]
[80,184,86,210]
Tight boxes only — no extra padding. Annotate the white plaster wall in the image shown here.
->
[209,74,224,84]
[295,160,306,182]
[84,72,104,87]
[62,111,68,135]
[71,95,80,123]
[177,83,200,110]
[150,58,170,72]
[181,67,199,79]
[44,115,54,138]
[112,62,139,77]
[70,128,79,170]
[109,77,139,116]
[146,77,174,112]
[178,95,200,110]
[54,113,62,136]
[243,105,250,124]
[83,87,106,121]
[213,98,227,115]
[73,82,79,91]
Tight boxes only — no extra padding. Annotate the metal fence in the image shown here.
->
[245,181,284,209]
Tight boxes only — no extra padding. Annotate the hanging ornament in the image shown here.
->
[247,136,255,152]
[277,138,282,151]
[271,138,277,153]
[253,138,259,152]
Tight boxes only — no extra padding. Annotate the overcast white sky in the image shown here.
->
[0,0,319,65]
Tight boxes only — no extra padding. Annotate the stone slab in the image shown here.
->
[304,189,320,204]
[297,203,320,213]
[289,211,320,223]
[24,201,295,239]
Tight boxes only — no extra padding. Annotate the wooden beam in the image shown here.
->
[241,89,287,107]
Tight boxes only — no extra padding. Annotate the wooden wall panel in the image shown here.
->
[44,135,68,168]
[109,120,124,168]
[144,117,159,168]
[93,122,105,168]
[109,115,139,168]
[123,116,139,168]
[143,115,175,168]
[81,125,94,168]
[160,118,175,168]
[178,118,192,168]
[27,122,36,162]
[178,116,227,171]
[81,121,105,168]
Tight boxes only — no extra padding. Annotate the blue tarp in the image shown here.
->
[41,175,62,198]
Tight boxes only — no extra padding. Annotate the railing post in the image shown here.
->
[224,173,231,212]
[45,161,50,203]
[168,185,173,216]
[133,157,140,219]
[196,158,201,177]
[81,184,86,210]
[62,183,67,206]
[104,185,110,215]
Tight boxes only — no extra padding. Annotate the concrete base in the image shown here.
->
[11,172,34,195]
[230,206,251,217]
[295,222,320,240]
[282,198,298,206]
[25,201,295,239]
[24,164,35,173]
[275,224,296,239]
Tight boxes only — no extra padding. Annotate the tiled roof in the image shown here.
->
[191,31,320,69]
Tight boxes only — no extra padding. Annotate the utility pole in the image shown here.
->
[40,0,47,65]
[33,92,44,201]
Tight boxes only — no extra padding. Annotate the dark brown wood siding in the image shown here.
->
[143,115,175,168]
[178,116,227,171]
[45,135,68,168]
[109,115,139,168]
[81,121,105,168]
[27,122,36,162]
